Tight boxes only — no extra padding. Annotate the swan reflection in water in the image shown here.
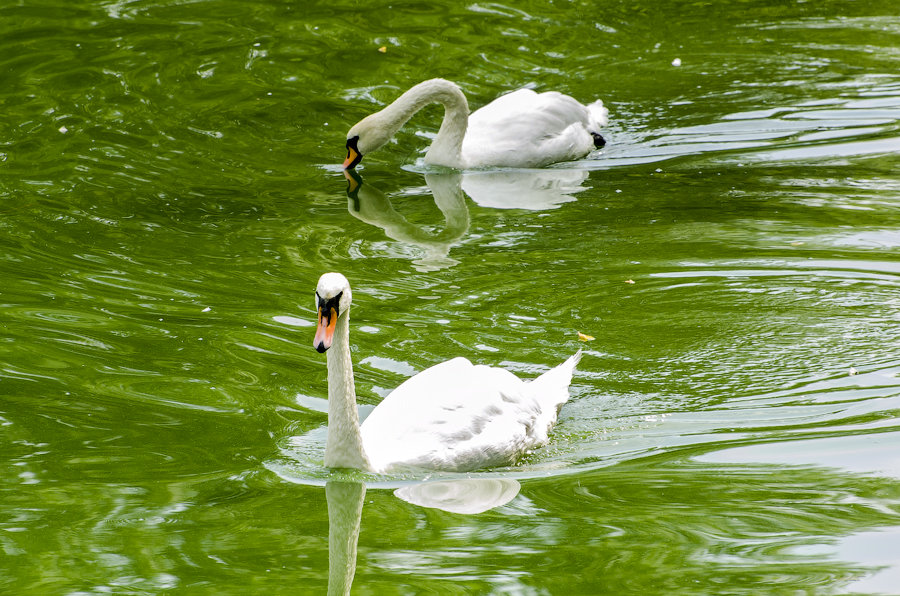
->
[344,167,592,271]
[344,169,468,272]
[279,421,522,593]
[326,477,520,596]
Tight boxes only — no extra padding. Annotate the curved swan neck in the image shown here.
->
[324,308,371,471]
[380,79,469,169]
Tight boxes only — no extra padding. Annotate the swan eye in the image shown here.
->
[317,291,343,315]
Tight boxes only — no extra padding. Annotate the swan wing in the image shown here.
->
[462,89,607,167]
[360,352,581,472]
[360,357,534,472]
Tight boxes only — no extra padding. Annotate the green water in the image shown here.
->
[2,0,900,593]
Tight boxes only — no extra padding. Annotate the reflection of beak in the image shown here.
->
[343,146,361,169]
[343,169,361,194]
[314,306,337,353]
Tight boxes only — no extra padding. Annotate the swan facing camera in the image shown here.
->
[311,271,581,473]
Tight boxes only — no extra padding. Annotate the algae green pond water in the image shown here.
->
[2,0,900,594]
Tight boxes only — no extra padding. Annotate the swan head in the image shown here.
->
[314,272,352,353]
[343,113,393,169]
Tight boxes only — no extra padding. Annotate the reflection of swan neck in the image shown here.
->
[426,173,469,233]
[383,79,469,168]
[347,172,470,272]
[327,481,366,596]
[324,310,371,470]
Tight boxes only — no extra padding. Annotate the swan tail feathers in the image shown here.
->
[586,99,609,131]
[530,350,582,412]
[560,349,583,374]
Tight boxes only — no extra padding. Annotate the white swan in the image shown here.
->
[343,78,608,170]
[313,272,581,473]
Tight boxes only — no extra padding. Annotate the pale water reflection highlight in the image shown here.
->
[344,167,593,271]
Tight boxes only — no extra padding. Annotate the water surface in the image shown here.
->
[2,0,899,594]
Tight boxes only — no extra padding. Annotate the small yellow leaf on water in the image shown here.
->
[377,46,387,53]
[791,241,805,246]
[578,332,595,342]
[624,279,635,284]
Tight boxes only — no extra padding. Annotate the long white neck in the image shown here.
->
[378,79,469,169]
[324,308,371,471]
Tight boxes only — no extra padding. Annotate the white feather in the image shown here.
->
[463,88,608,168]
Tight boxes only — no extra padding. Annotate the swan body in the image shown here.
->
[343,78,608,170]
[314,272,581,473]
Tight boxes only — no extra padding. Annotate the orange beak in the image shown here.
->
[343,169,361,193]
[314,306,337,353]
[343,146,360,170]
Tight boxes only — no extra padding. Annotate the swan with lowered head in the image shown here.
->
[343,78,608,170]
[313,272,581,473]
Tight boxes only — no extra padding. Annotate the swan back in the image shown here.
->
[462,89,607,168]
[360,351,582,473]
